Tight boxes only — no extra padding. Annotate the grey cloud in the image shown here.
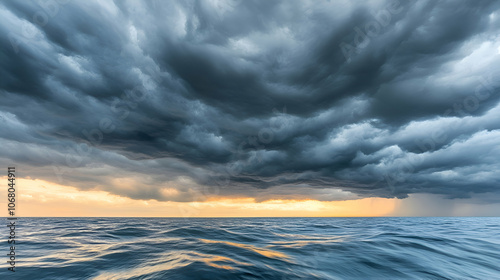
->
[1,0,500,203]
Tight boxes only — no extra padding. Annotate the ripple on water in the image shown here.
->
[4,217,499,280]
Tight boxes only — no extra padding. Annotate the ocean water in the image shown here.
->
[1,217,499,279]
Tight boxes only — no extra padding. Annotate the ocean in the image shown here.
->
[2,217,499,279]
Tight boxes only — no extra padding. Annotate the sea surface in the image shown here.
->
[1,217,499,279]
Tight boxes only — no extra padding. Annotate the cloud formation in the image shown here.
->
[1,0,500,203]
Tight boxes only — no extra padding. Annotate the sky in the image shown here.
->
[1,0,500,217]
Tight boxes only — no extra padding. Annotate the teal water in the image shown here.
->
[2,217,499,279]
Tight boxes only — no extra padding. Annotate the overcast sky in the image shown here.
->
[1,0,500,214]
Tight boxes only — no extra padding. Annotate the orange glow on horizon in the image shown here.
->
[2,177,397,217]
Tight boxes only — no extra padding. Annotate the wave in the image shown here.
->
[4,217,499,279]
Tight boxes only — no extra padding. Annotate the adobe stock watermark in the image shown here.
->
[383,73,497,191]
[8,0,71,54]
[340,0,403,63]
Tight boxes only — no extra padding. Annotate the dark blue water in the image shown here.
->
[1,217,499,279]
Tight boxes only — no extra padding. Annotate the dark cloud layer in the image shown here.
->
[1,0,500,202]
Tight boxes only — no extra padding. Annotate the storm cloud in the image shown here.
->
[1,0,500,203]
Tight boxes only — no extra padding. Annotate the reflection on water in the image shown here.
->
[200,238,290,260]
[3,217,499,279]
